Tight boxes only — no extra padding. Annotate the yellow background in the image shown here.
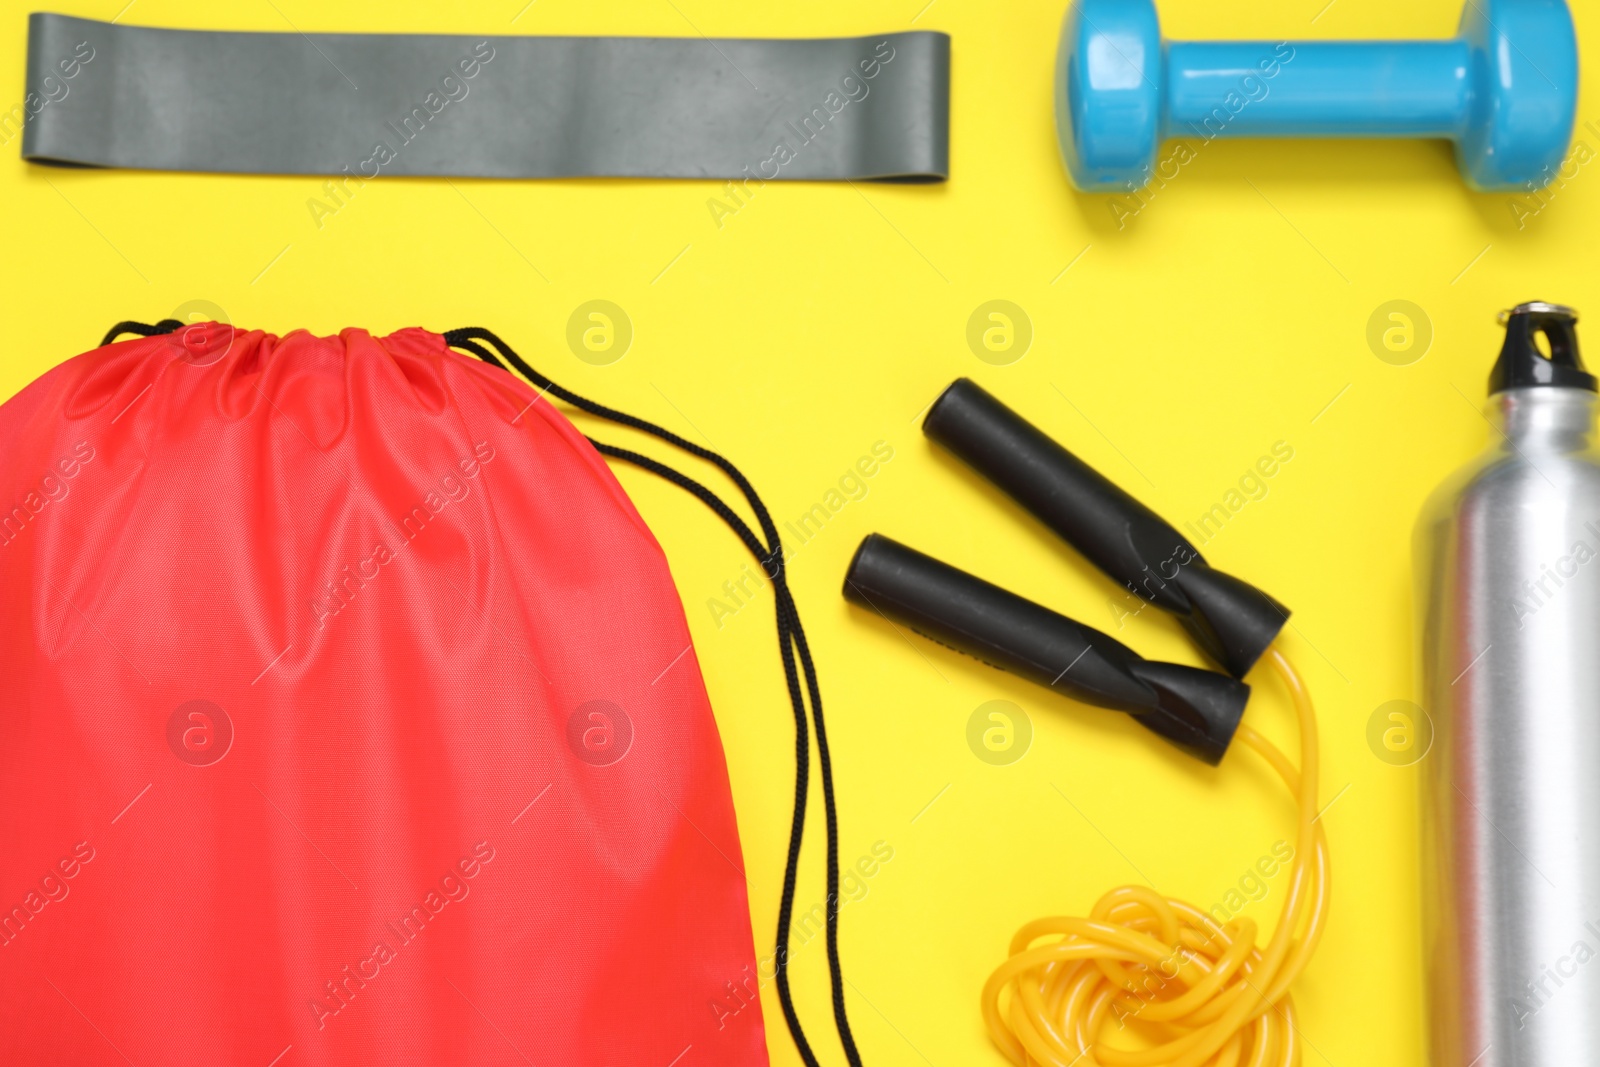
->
[3,0,1595,1063]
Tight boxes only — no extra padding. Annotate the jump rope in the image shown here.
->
[103,323,1327,1067]
[844,380,1330,1067]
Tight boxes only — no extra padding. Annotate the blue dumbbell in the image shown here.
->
[1055,0,1577,193]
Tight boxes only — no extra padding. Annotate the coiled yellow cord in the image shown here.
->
[981,647,1329,1067]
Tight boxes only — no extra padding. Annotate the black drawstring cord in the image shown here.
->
[98,319,865,1066]
[443,326,864,1067]
[100,319,183,347]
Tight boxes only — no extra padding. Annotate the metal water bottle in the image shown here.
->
[1417,302,1600,1066]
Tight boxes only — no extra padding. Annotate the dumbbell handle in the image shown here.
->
[1166,41,1469,139]
[1058,0,1578,192]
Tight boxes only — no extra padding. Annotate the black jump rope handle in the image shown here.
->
[843,535,1248,765]
[923,379,1288,680]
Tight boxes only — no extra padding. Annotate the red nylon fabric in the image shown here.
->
[0,325,768,1067]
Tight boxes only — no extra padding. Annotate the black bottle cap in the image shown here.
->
[1489,302,1593,394]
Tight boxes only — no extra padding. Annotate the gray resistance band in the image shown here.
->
[22,14,949,182]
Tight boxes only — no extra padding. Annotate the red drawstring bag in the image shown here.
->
[0,322,861,1067]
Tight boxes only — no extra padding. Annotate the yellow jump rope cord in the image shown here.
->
[981,647,1329,1067]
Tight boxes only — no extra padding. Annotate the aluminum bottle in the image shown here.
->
[1417,303,1600,1066]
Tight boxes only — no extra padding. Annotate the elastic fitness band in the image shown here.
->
[27,15,949,183]
[983,648,1329,1067]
